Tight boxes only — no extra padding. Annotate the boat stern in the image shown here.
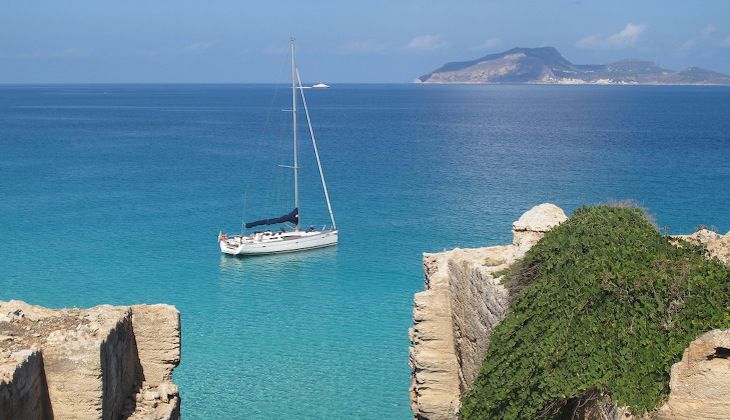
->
[219,238,239,255]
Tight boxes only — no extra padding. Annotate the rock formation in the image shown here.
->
[409,203,566,419]
[656,329,730,419]
[416,46,730,85]
[410,205,730,419]
[0,300,180,420]
[512,203,568,257]
[673,228,730,265]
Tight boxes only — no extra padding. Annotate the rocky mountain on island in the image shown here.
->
[416,47,730,85]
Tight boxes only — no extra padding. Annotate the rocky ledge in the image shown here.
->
[409,203,730,419]
[409,203,566,419]
[673,228,730,265]
[0,300,180,420]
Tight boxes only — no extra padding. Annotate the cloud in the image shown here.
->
[576,23,647,50]
[702,24,717,39]
[469,37,502,52]
[55,48,89,58]
[405,34,447,52]
[677,39,697,54]
[676,24,726,55]
[605,23,647,47]
[16,48,90,59]
[338,40,387,55]
[180,41,218,54]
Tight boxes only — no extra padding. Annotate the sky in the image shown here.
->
[2,0,730,83]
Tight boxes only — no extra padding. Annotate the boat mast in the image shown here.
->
[291,37,300,231]
[296,68,337,230]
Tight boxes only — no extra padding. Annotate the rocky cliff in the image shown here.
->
[416,47,730,85]
[673,228,730,265]
[658,328,730,419]
[409,204,730,419]
[409,203,566,419]
[0,300,181,420]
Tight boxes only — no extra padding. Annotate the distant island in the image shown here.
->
[416,47,730,85]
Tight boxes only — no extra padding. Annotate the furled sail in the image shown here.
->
[245,208,299,229]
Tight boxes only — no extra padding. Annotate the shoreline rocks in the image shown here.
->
[657,329,730,419]
[409,203,566,419]
[0,300,181,420]
[673,228,730,265]
[410,204,730,419]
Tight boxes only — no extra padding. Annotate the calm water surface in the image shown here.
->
[1,84,729,419]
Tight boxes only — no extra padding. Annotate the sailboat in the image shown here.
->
[218,38,338,256]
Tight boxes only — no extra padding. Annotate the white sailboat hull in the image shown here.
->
[219,230,338,256]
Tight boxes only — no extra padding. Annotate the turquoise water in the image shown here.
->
[1,84,729,418]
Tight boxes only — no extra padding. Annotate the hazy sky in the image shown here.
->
[2,0,730,83]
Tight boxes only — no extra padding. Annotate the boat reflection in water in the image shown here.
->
[218,245,339,279]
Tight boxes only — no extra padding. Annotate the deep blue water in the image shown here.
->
[1,84,729,419]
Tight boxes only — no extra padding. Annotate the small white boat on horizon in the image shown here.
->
[311,83,330,88]
[219,38,338,256]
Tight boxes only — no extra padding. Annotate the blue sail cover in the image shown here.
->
[245,208,299,229]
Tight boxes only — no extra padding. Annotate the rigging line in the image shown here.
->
[268,113,290,217]
[241,53,289,230]
[263,59,294,225]
[265,39,297,227]
[241,84,279,229]
[295,67,337,230]
[241,89,277,232]
[270,76,292,213]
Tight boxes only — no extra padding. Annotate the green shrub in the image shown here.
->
[460,206,730,419]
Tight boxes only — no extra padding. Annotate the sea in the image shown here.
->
[1,84,729,419]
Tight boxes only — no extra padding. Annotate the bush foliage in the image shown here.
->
[460,206,730,419]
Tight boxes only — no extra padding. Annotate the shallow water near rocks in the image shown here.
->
[1,84,729,418]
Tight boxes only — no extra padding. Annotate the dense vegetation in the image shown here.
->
[460,206,730,419]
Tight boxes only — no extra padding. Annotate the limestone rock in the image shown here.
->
[0,300,56,322]
[410,204,566,419]
[680,228,722,244]
[512,203,567,256]
[673,229,730,265]
[446,247,513,390]
[128,382,180,420]
[131,305,181,387]
[656,329,730,419]
[410,253,461,420]
[411,205,730,419]
[0,348,52,420]
[410,248,516,419]
[711,234,730,265]
[0,300,181,420]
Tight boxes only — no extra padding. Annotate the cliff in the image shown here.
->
[409,203,567,418]
[0,300,181,420]
[673,228,730,265]
[416,47,730,85]
[658,328,730,418]
[410,204,730,419]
